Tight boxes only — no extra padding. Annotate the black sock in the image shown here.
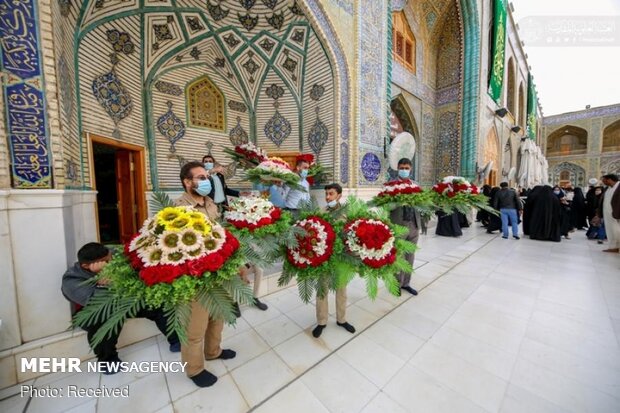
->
[337,322,356,334]
[402,286,418,296]
[190,370,218,387]
[216,349,236,360]
[312,324,326,338]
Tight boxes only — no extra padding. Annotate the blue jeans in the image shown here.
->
[500,208,519,237]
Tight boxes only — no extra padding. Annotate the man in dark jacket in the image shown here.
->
[202,154,240,210]
[493,182,523,239]
[61,243,180,373]
[388,158,421,296]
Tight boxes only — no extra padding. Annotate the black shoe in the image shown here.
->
[598,240,603,244]
[502,236,508,239]
[513,236,520,240]
[215,349,236,360]
[253,297,268,311]
[401,286,418,296]
[169,341,181,353]
[337,321,356,334]
[190,370,218,387]
[233,302,241,318]
[312,324,326,338]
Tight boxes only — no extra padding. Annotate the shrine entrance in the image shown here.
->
[88,134,147,244]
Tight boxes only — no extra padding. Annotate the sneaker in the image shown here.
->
[253,297,268,311]
[513,236,520,240]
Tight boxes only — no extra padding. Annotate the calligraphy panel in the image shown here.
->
[0,0,52,188]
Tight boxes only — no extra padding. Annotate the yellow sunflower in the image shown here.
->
[157,207,182,226]
[165,213,192,231]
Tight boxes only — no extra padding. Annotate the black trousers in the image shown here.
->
[83,308,179,362]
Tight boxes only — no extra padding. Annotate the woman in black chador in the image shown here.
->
[486,187,502,233]
[435,211,463,237]
[525,185,562,242]
[570,187,588,230]
[476,185,492,226]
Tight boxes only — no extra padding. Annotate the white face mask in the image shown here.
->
[327,200,338,208]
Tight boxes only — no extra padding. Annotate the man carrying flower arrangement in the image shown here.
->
[388,158,420,296]
[312,183,356,338]
[61,242,181,374]
[284,158,311,214]
[175,161,237,388]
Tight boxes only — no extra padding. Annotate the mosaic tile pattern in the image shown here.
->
[157,101,186,152]
[361,152,382,181]
[91,71,133,125]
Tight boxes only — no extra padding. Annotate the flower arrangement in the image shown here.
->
[246,158,306,191]
[343,218,396,268]
[431,176,479,197]
[370,179,435,217]
[73,201,254,346]
[224,197,282,231]
[338,197,417,298]
[431,176,496,215]
[278,210,350,302]
[286,216,335,268]
[223,143,269,169]
[126,206,239,285]
[295,153,331,186]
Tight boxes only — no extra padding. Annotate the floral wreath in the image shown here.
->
[73,202,254,347]
[286,216,335,269]
[343,218,396,268]
[246,159,306,191]
[431,176,497,215]
[224,197,282,231]
[370,179,435,217]
[224,143,269,170]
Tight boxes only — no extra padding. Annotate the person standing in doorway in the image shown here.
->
[493,182,523,239]
[601,174,620,253]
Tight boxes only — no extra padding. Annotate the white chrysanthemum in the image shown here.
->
[130,234,153,252]
[345,220,395,261]
[160,250,186,265]
[178,228,203,252]
[157,230,182,254]
[141,246,164,267]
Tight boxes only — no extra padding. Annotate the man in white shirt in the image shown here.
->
[284,159,310,212]
[202,155,239,211]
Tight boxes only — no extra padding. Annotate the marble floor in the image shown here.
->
[2,224,619,413]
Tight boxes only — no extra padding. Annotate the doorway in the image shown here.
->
[89,134,147,245]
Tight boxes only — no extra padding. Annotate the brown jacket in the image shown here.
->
[174,191,220,221]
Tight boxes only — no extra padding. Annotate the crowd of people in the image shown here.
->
[61,155,422,388]
[477,174,620,250]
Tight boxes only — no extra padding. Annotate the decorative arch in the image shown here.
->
[186,75,225,131]
[550,162,586,188]
[482,127,500,186]
[603,120,620,152]
[518,81,526,127]
[72,0,351,189]
[602,158,620,175]
[546,125,588,156]
[506,57,516,116]
[390,94,420,178]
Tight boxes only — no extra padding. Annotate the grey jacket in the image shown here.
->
[390,205,421,229]
[61,263,104,307]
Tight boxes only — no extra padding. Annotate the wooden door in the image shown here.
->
[115,150,137,243]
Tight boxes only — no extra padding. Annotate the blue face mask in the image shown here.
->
[327,200,338,208]
[204,162,214,170]
[195,179,212,196]
[398,169,410,179]
[300,169,309,179]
